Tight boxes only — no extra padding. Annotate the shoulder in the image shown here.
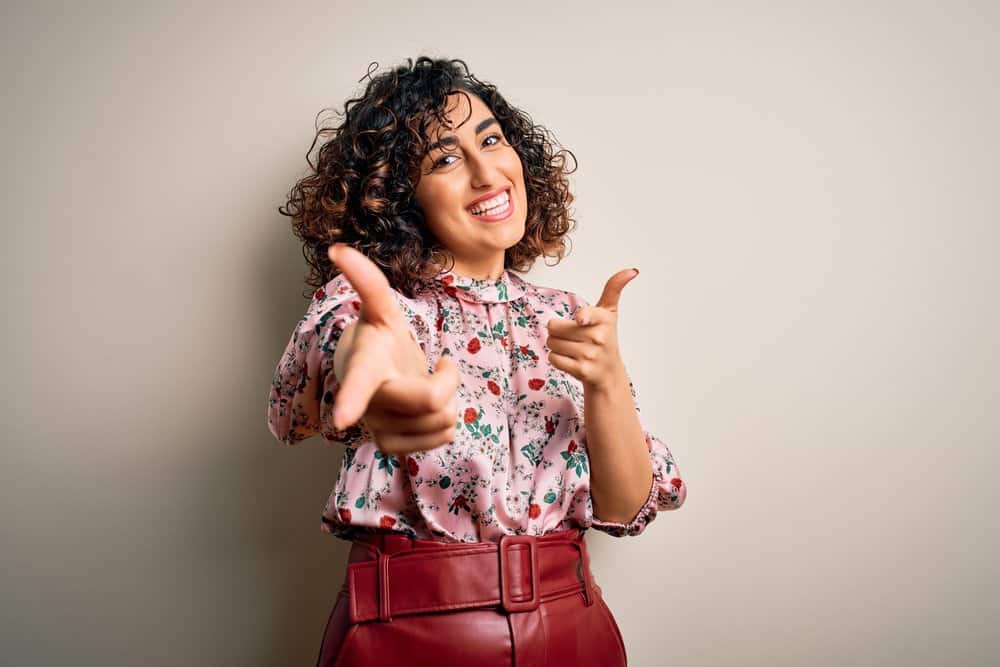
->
[315,273,438,340]
[304,273,360,318]
[311,273,418,312]
[313,273,357,304]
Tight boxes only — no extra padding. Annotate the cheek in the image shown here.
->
[416,184,446,220]
[506,151,526,179]
[508,156,528,195]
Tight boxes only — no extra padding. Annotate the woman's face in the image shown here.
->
[414,91,528,280]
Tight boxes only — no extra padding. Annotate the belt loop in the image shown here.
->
[574,535,595,607]
[377,551,392,622]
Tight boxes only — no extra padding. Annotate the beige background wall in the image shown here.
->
[3,1,997,665]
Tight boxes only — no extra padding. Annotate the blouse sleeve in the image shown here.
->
[587,372,688,538]
[266,276,364,445]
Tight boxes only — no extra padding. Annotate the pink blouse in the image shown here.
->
[266,267,687,542]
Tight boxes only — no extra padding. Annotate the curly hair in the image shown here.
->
[278,56,579,299]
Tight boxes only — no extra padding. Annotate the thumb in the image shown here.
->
[427,354,459,408]
[594,267,640,311]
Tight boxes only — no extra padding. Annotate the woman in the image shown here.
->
[267,56,687,666]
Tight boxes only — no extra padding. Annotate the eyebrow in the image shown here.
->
[426,117,499,153]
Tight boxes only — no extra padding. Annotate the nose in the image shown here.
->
[466,151,502,189]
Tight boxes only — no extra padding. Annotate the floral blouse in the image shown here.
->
[266,267,687,542]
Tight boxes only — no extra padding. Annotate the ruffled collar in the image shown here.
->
[429,267,527,304]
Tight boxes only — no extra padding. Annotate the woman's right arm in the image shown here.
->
[325,244,458,455]
[267,244,457,455]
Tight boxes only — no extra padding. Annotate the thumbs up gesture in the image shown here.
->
[545,268,640,391]
[328,243,459,456]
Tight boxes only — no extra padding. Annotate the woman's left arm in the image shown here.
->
[545,268,680,529]
[580,360,654,524]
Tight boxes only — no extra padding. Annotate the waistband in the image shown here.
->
[341,528,596,624]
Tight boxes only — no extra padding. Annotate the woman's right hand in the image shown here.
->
[328,243,458,457]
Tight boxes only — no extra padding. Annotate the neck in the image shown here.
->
[438,252,505,281]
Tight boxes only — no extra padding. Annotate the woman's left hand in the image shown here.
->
[545,268,640,391]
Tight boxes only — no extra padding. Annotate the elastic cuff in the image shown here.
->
[590,467,658,533]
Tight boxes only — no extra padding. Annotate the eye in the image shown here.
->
[430,133,505,170]
[431,153,457,170]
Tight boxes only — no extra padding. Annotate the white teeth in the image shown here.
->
[468,191,510,215]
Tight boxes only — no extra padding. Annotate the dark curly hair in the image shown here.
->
[278,56,579,299]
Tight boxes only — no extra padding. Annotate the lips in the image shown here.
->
[465,187,511,211]
[466,189,514,222]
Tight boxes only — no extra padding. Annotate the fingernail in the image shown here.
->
[631,268,640,277]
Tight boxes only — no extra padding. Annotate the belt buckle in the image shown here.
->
[499,534,540,613]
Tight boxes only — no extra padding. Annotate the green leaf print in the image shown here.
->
[521,443,542,467]
[374,450,399,475]
[355,496,365,509]
[560,450,589,478]
[440,475,451,489]
[491,320,507,339]
[543,491,557,504]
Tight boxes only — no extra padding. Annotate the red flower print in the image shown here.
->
[545,417,555,434]
[567,440,577,453]
[487,380,501,395]
[464,407,478,424]
[379,515,396,529]
[454,494,469,510]
[351,299,361,311]
[407,457,419,477]
[314,287,326,300]
[444,285,458,297]
[528,503,541,519]
[671,478,683,489]
[499,336,508,349]
[442,274,454,285]
[528,378,545,390]
[338,507,351,522]
[519,345,529,355]
[467,337,481,354]
[435,314,444,331]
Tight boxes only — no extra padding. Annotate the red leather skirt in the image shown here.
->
[316,527,627,666]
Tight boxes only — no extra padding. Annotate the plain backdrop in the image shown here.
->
[2,1,998,665]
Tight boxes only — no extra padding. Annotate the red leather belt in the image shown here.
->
[342,528,596,624]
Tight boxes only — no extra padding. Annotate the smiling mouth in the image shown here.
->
[466,188,513,221]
